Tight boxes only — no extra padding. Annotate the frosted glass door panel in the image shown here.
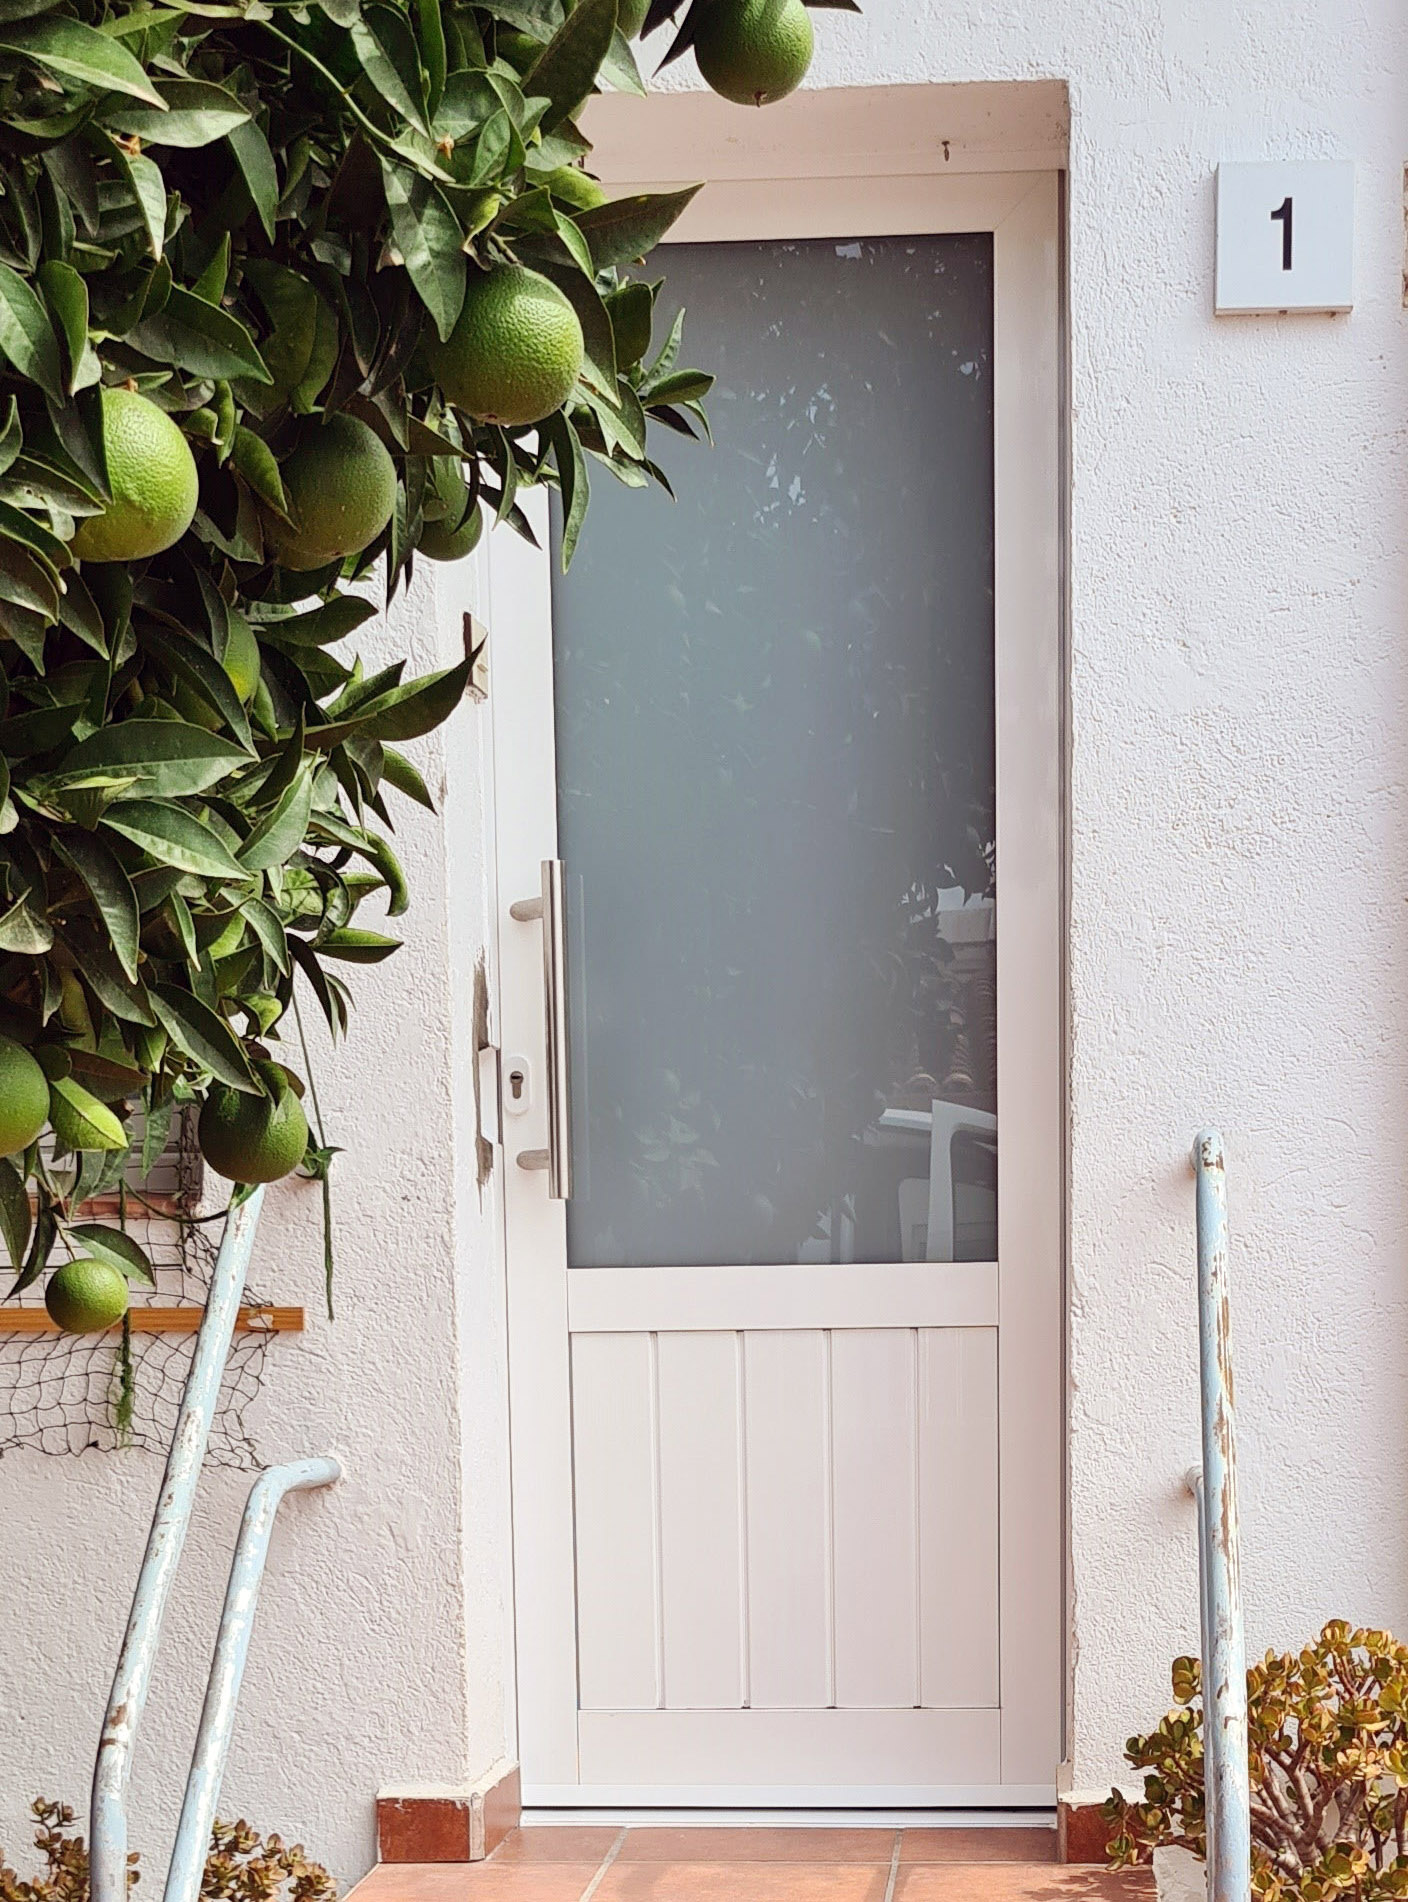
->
[553,234,995,1270]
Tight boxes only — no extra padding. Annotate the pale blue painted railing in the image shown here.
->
[1187,1132,1251,1902]
[91,1187,341,1902]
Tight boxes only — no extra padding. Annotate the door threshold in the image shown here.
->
[521,1808,1057,1829]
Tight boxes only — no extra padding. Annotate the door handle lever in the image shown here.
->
[509,859,572,1199]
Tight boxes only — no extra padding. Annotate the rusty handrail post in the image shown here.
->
[163,1456,342,1902]
[1189,1132,1251,1902]
[91,1187,266,1902]
[90,1184,340,1902]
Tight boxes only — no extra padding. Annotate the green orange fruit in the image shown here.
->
[427,264,584,427]
[45,1258,129,1334]
[418,459,483,563]
[198,1067,309,1184]
[70,387,200,564]
[268,413,397,573]
[694,0,813,105]
[0,1036,49,1156]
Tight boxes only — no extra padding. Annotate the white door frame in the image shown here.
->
[488,126,1062,1807]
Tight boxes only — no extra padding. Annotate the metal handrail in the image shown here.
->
[164,1456,342,1902]
[1187,1132,1251,1902]
[91,1187,340,1902]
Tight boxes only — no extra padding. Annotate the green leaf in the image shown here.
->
[380,744,436,810]
[352,5,430,135]
[575,185,702,269]
[0,894,53,953]
[307,655,472,747]
[465,106,512,187]
[255,594,377,647]
[242,259,319,401]
[643,367,714,405]
[58,721,249,799]
[0,262,63,402]
[38,260,99,394]
[227,117,278,242]
[241,894,290,973]
[100,799,249,880]
[48,1075,127,1151]
[138,620,255,751]
[65,1223,155,1285]
[547,410,588,569]
[380,161,465,341]
[67,1048,145,1100]
[52,830,141,981]
[9,1199,55,1297]
[229,426,288,518]
[416,0,447,117]
[598,26,646,95]
[149,985,259,1092]
[131,286,272,384]
[238,761,314,871]
[102,132,170,259]
[318,926,402,962]
[0,1158,31,1272]
[103,79,250,149]
[294,294,339,414]
[191,232,230,304]
[140,1092,172,1174]
[0,16,165,105]
[522,0,615,132]
[61,934,153,1023]
[0,396,21,478]
[0,498,68,572]
[605,277,654,367]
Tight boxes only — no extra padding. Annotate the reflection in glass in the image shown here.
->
[552,233,996,1268]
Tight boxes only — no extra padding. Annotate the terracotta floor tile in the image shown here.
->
[491,1829,621,1864]
[893,1867,1155,1902]
[596,1862,891,1902]
[901,1831,1058,1864]
[347,1862,603,1902]
[619,1829,895,1864]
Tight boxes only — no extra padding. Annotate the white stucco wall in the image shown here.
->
[3,0,1407,1883]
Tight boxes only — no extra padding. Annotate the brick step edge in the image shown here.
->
[376,1765,521,1863]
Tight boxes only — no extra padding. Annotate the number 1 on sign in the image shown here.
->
[1271,196,1293,271]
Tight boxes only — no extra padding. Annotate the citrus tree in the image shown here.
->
[0,0,851,1333]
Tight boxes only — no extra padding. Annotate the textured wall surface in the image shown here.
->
[3,0,1407,1879]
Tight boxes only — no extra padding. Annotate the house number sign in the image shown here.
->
[1214,160,1355,315]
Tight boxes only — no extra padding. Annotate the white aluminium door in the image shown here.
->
[491,166,1061,1807]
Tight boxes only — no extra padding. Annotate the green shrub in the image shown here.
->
[0,1801,336,1902]
[1105,1622,1408,1902]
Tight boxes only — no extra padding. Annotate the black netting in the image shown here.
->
[0,1120,269,1467]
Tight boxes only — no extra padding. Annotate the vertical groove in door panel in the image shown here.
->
[824,1328,837,1710]
[736,1332,752,1709]
[743,1330,830,1710]
[911,1328,923,1709]
[830,1329,919,1708]
[649,1332,665,1709]
[657,1331,745,1708]
[918,1327,999,1708]
[571,1333,661,1711]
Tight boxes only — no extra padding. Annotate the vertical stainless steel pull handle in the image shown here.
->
[509,858,572,1199]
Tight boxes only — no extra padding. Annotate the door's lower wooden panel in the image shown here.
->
[575,1707,1002,1788]
[570,1326,999,1716]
